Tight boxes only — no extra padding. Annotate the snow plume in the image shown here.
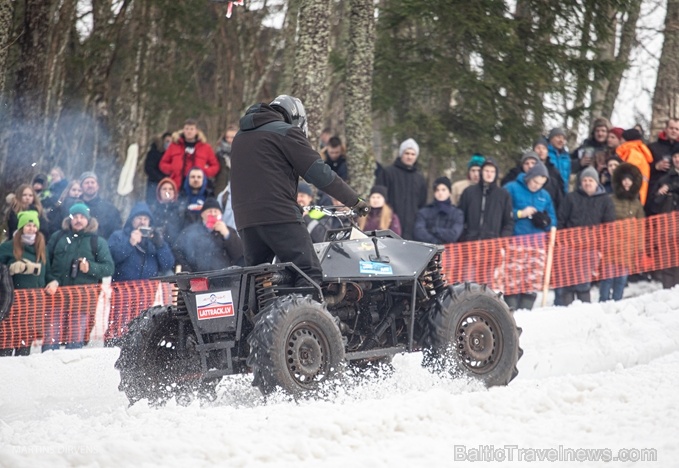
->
[0,103,119,201]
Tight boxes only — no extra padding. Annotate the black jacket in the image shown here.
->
[325,155,349,181]
[173,222,243,272]
[647,168,679,215]
[558,186,616,229]
[81,195,122,240]
[231,104,359,229]
[648,134,679,196]
[413,200,464,244]
[375,158,427,240]
[144,141,167,184]
[458,181,514,241]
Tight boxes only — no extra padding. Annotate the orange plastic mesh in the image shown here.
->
[1,212,678,348]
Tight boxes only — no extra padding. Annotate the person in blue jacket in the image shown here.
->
[504,161,556,236]
[107,202,175,281]
[547,127,571,193]
[503,161,556,310]
[413,177,464,244]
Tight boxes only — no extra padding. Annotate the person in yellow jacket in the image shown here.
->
[615,128,653,205]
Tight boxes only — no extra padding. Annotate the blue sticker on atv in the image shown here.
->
[359,261,393,275]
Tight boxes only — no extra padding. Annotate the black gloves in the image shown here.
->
[151,228,165,248]
[530,211,551,229]
[352,199,370,217]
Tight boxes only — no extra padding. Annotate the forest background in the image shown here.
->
[1,0,678,213]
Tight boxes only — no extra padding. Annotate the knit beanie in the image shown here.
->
[370,185,389,201]
[200,197,222,213]
[548,128,566,140]
[580,166,600,184]
[609,127,624,139]
[533,137,549,150]
[79,171,98,185]
[69,202,91,219]
[17,210,40,230]
[622,128,642,142]
[521,151,539,165]
[399,138,419,158]
[467,154,485,169]
[591,117,611,131]
[524,161,549,182]
[433,176,452,191]
[297,181,314,196]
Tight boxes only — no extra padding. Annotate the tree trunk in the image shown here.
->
[292,0,331,149]
[591,3,641,121]
[651,0,679,137]
[0,0,14,94]
[345,0,376,197]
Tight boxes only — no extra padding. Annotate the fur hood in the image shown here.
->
[612,162,643,201]
[172,129,208,144]
[60,216,100,234]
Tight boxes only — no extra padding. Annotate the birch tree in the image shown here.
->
[651,0,679,136]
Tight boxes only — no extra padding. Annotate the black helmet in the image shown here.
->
[270,95,308,137]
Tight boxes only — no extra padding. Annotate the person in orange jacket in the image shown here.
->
[615,128,653,205]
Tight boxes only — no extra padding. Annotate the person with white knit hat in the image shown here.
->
[375,138,427,240]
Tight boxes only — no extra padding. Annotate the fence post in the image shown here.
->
[542,227,557,307]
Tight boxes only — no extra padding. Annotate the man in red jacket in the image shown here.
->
[159,119,220,189]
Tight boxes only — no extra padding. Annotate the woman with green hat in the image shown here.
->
[0,211,56,356]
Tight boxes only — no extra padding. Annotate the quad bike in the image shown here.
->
[115,207,522,404]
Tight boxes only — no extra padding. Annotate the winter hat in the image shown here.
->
[580,166,600,184]
[69,202,91,220]
[548,128,566,140]
[521,150,539,165]
[467,154,485,169]
[17,210,40,230]
[399,138,420,158]
[606,154,623,165]
[622,128,642,142]
[524,161,549,182]
[32,174,47,186]
[200,197,222,213]
[297,181,314,197]
[433,176,452,191]
[156,177,178,202]
[370,185,389,201]
[533,137,549,150]
[609,127,624,139]
[79,171,98,185]
[591,117,611,131]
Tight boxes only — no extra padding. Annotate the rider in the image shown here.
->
[230,95,369,285]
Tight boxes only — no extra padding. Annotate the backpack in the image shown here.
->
[0,263,14,322]
[49,230,99,264]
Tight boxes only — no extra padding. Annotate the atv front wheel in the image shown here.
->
[115,305,216,405]
[423,282,522,386]
[247,295,345,398]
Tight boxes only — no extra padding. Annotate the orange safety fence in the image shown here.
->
[1,211,679,349]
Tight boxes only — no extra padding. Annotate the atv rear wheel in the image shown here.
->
[247,295,345,398]
[423,282,522,387]
[115,305,216,405]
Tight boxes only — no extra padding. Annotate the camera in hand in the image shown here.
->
[139,226,153,237]
[70,258,81,279]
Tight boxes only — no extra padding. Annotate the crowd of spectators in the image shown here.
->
[3,115,679,354]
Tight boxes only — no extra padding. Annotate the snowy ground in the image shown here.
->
[1,281,678,468]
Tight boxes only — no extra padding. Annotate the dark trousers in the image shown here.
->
[240,222,322,286]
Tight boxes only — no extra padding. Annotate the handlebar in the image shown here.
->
[303,205,359,218]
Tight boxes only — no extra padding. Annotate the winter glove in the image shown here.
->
[9,260,27,275]
[22,260,42,276]
[151,228,165,248]
[530,211,551,230]
[352,199,370,217]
